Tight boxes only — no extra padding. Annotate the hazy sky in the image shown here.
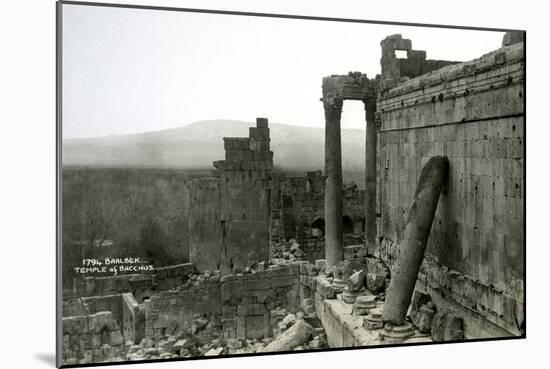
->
[62,4,505,138]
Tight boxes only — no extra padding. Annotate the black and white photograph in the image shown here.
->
[55,1,526,367]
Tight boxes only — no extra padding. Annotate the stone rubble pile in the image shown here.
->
[271,239,306,261]
[118,312,328,362]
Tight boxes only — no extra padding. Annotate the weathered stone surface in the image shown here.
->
[140,337,154,348]
[363,307,384,330]
[415,305,435,333]
[502,31,524,47]
[189,118,273,274]
[260,319,314,352]
[226,338,242,350]
[377,40,525,337]
[173,338,197,351]
[279,314,297,331]
[379,322,415,344]
[347,270,366,291]
[164,320,179,337]
[315,259,327,271]
[63,316,89,335]
[316,277,337,299]
[204,347,224,356]
[353,294,377,315]
[366,273,385,293]
[88,312,118,333]
[109,330,124,346]
[383,156,449,325]
[431,311,464,342]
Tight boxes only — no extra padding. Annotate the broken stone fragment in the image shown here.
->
[307,264,318,276]
[347,270,366,291]
[127,344,141,354]
[173,338,197,351]
[353,294,377,315]
[142,347,159,356]
[413,304,435,333]
[204,347,225,356]
[315,259,327,272]
[178,348,191,357]
[366,273,386,293]
[431,311,464,342]
[158,338,177,353]
[363,308,384,330]
[140,338,154,348]
[309,338,322,349]
[303,305,315,315]
[316,277,337,299]
[164,320,179,337]
[260,319,315,352]
[192,316,210,334]
[78,349,93,364]
[225,338,242,350]
[279,313,297,331]
[293,248,305,257]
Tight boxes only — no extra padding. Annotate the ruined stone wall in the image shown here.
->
[75,262,195,302]
[81,294,124,326]
[187,178,224,272]
[188,118,273,274]
[380,34,460,92]
[377,41,525,337]
[122,293,145,345]
[143,282,223,343]
[221,264,300,340]
[271,171,366,242]
[141,264,300,343]
[62,311,125,364]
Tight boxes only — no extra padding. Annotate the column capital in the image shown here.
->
[321,94,343,112]
[363,97,377,111]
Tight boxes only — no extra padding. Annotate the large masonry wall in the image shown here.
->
[188,118,274,274]
[377,41,524,337]
[75,263,195,302]
[271,171,365,242]
[141,264,300,343]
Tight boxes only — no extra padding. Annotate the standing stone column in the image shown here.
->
[364,98,377,254]
[322,95,344,270]
[383,156,448,325]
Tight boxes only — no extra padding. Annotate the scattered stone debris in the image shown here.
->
[261,319,315,352]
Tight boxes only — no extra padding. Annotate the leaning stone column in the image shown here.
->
[383,156,448,325]
[322,92,344,270]
[364,98,377,254]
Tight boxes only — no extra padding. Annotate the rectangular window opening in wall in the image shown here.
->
[395,49,408,58]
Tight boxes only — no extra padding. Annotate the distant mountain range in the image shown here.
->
[63,120,366,173]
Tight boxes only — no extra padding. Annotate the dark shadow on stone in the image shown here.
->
[34,353,56,366]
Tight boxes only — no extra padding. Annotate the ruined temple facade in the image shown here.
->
[271,171,365,242]
[186,32,525,337]
[61,32,525,365]
[377,34,525,337]
[187,118,274,274]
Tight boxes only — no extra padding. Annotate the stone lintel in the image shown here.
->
[322,72,378,102]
